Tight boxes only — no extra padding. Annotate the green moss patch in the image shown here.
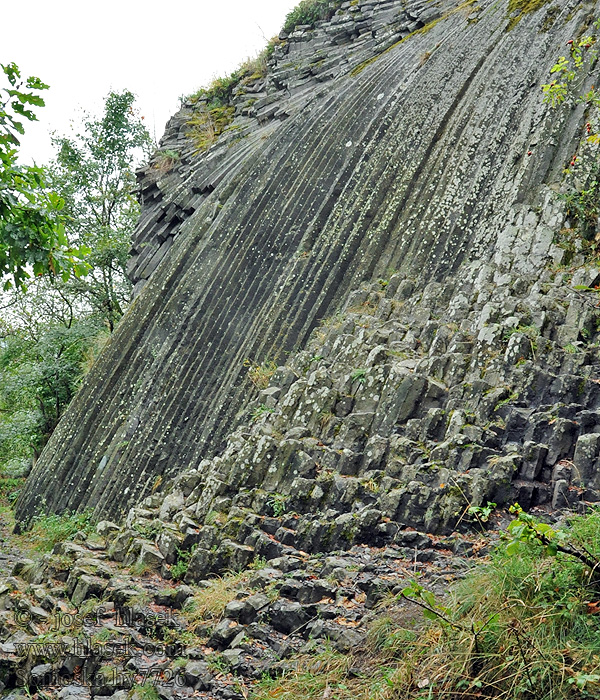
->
[506,0,553,30]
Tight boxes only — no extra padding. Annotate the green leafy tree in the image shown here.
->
[0,302,101,472]
[0,62,86,290]
[0,91,152,475]
[47,90,153,330]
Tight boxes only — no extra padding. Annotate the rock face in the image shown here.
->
[15,0,600,524]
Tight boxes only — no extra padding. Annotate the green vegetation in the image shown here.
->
[0,63,88,290]
[251,403,275,420]
[253,647,353,699]
[506,0,553,31]
[0,476,23,505]
[246,358,278,389]
[183,38,280,152]
[170,544,196,581]
[151,148,180,175]
[49,89,153,331]
[267,493,288,517]
[29,510,94,551]
[351,368,367,383]
[181,0,339,153]
[130,682,161,700]
[542,20,600,251]
[252,507,600,699]
[0,90,151,477]
[282,0,339,34]
[183,570,252,628]
[187,104,235,153]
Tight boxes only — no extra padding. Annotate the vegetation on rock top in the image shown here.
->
[507,0,554,31]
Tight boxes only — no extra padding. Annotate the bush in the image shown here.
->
[541,20,600,254]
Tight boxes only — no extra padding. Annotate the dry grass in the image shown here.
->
[247,360,278,390]
[182,570,250,630]
[186,105,235,153]
[150,149,180,176]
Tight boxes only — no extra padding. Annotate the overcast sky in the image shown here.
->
[3,0,299,164]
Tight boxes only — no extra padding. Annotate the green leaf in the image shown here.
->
[422,609,439,621]
[56,223,68,247]
[506,540,521,556]
[422,590,437,608]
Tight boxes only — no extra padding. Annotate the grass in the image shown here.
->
[170,544,196,581]
[29,509,95,551]
[180,0,339,153]
[0,476,24,506]
[151,148,180,175]
[130,682,161,700]
[253,647,353,699]
[182,570,251,630]
[247,359,278,390]
[186,104,235,153]
[282,0,340,34]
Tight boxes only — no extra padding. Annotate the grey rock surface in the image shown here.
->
[15,0,600,527]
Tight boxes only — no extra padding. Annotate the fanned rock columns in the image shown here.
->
[16,0,595,523]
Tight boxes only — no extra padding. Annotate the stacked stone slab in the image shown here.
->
[16,0,600,524]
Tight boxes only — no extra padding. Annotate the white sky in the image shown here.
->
[3,0,299,164]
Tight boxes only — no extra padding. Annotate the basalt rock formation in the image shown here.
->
[15,0,600,533]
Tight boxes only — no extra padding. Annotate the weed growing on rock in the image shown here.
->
[183,571,250,628]
[246,359,278,389]
[251,404,275,421]
[130,682,161,700]
[150,149,180,175]
[266,493,288,517]
[171,544,196,581]
[186,105,235,153]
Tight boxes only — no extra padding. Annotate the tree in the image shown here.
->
[48,90,153,330]
[0,62,86,290]
[0,90,153,476]
[0,294,101,472]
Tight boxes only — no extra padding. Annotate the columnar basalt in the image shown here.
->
[16,0,600,524]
